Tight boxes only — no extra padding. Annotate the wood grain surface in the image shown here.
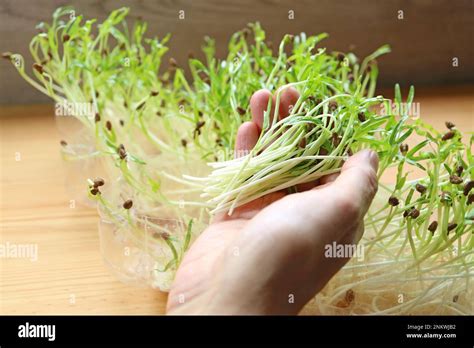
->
[0,105,168,314]
[1,0,473,104]
[0,85,473,314]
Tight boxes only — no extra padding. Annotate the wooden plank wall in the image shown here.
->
[0,0,472,104]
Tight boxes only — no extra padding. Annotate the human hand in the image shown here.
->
[166,88,379,314]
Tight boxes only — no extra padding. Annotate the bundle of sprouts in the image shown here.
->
[4,7,472,313]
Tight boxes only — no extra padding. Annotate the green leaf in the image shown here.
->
[443,163,452,175]
[155,258,176,273]
[407,140,430,157]
[397,128,414,144]
[394,83,402,104]
[389,118,404,145]
[396,175,407,190]
[183,219,193,252]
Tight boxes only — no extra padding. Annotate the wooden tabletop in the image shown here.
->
[1,85,472,315]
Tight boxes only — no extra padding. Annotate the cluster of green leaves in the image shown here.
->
[367,86,474,266]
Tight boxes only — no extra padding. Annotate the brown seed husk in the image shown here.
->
[463,181,474,196]
[33,63,44,74]
[400,143,408,154]
[428,221,438,233]
[449,175,463,185]
[345,289,355,304]
[441,131,456,141]
[445,121,455,130]
[388,196,399,206]
[467,193,474,205]
[410,208,420,219]
[447,222,457,233]
[123,199,133,209]
[415,183,427,194]
[236,106,246,115]
[93,178,105,187]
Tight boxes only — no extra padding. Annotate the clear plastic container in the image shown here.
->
[97,204,183,292]
[55,115,103,207]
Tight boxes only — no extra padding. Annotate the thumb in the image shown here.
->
[330,149,379,218]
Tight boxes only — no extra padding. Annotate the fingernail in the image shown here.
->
[365,149,379,172]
